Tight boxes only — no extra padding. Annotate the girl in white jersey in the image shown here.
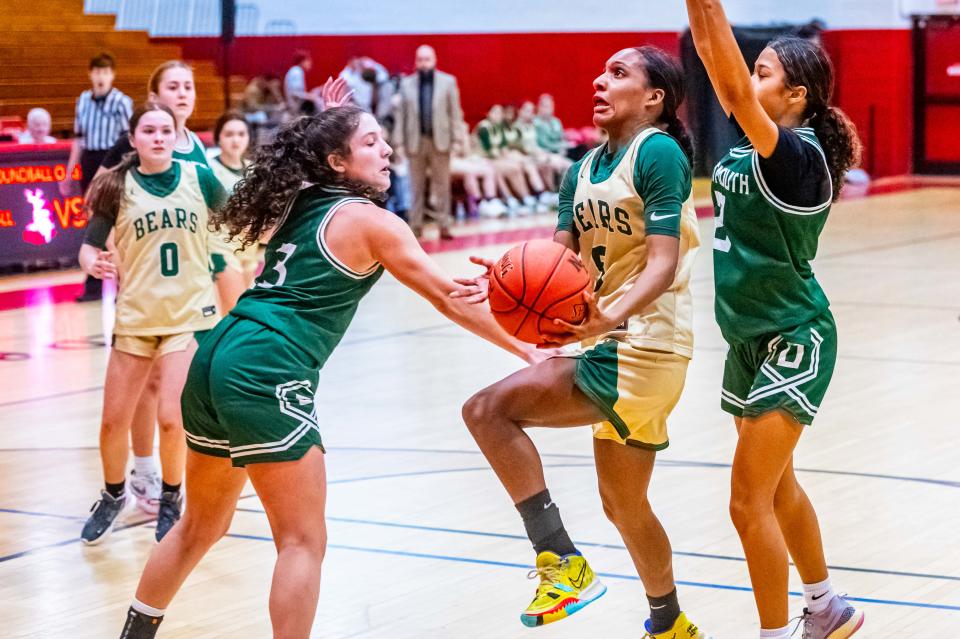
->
[78,103,226,546]
[457,46,711,639]
[97,61,215,518]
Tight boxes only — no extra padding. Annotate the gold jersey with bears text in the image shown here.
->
[113,159,219,335]
[571,128,701,357]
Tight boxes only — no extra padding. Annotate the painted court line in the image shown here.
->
[223,531,960,613]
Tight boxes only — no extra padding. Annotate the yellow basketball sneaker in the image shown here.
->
[519,551,606,627]
[643,611,714,638]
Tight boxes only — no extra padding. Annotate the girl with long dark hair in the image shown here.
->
[685,1,863,637]
[456,46,711,638]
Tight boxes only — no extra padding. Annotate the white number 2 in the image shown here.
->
[713,192,732,253]
[258,243,297,289]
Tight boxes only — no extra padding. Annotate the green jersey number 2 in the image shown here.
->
[713,192,732,253]
[259,243,297,289]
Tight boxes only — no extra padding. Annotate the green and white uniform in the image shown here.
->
[182,186,383,465]
[712,125,836,425]
[557,128,700,449]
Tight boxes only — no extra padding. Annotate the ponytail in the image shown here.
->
[632,45,694,167]
[215,106,385,248]
[810,106,862,201]
[769,37,862,201]
[84,152,138,222]
[664,114,695,167]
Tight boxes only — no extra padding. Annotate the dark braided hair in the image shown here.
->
[769,36,862,201]
[632,45,695,166]
[214,106,385,248]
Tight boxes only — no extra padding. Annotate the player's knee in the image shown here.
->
[773,474,803,512]
[461,389,495,432]
[180,513,230,548]
[599,483,650,527]
[275,527,327,561]
[729,484,773,534]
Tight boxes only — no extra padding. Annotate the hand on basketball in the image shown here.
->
[320,77,355,110]
[539,290,617,347]
[88,250,117,280]
[450,256,495,304]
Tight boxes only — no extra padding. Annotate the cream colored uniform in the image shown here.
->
[208,156,260,275]
[90,160,221,357]
[560,127,700,449]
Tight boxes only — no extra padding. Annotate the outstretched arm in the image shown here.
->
[685,0,779,156]
[359,206,539,362]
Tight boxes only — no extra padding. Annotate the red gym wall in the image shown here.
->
[163,29,913,177]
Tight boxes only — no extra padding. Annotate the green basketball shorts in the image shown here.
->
[720,310,837,426]
[182,315,325,466]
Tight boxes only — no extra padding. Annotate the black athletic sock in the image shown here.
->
[161,481,181,494]
[120,606,163,638]
[515,489,577,556]
[647,588,681,634]
[105,481,125,499]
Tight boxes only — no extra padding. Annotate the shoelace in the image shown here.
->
[526,559,568,596]
[789,609,811,638]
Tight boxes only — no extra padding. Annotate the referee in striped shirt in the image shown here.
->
[60,53,133,302]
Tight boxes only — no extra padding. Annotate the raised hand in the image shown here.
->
[320,77,355,110]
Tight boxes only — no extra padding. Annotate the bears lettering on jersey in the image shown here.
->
[133,208,199,240]
[712,164,750,195]
[573,198,633,236]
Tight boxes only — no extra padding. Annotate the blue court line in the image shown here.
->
[0,507,85,521]
[222,532,960,613]
[325,446,960,489]
[0,518,155,564]
[233,507,960,584]
[0,385,104,409]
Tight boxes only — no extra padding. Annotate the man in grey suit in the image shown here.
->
[394,45,463,239]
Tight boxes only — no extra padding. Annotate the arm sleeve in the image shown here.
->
[449,77,464,131]
[634,133,690,238]
[119,95,133,132]
[197,165,228,211]
[83,214,115,249]
[755,127,831,208]
[100,137,131,170]
[556,161,581,234]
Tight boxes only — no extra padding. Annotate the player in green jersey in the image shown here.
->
[686,1,863,638]
[118,105,540,639]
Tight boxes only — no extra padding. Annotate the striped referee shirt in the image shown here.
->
[73,88,134,151]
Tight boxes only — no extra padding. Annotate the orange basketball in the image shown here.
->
[488,239,592,344]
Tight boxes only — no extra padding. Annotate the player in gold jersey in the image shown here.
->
[457,47,711,638]
[78,103,226,546]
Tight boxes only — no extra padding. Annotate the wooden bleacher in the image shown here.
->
[0,0,243,136]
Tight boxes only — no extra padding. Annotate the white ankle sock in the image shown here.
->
[759,625,791,639]
[803,577,835,614]
[131,598,165,618]
[133,455,157,477]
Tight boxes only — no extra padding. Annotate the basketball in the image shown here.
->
[488,239,592,344]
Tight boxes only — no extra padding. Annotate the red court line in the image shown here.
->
[0,282,85,312]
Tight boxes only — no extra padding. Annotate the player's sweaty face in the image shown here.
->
[339,112,393,191]
[592,49,651,129]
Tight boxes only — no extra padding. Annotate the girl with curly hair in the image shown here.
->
[119,105,542,639]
